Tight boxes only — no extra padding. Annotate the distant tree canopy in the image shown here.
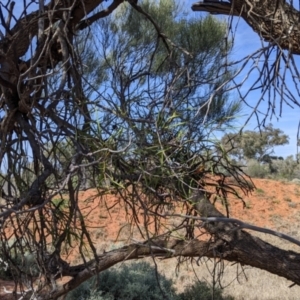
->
[221,124,289,162]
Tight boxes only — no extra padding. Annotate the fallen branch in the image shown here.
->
[49,231,300,299]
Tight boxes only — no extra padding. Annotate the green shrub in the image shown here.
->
[0,257,11,280]
[66,261,234,300]
[177,281,234,300]
[66,261,176,300]
[65,280,92,299]
[0,252,40,281]
[270,155,299,180]
[244,159,269,178]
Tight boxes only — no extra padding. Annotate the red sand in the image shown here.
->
[1,178,300,298]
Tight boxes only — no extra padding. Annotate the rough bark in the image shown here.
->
[1,0,104,60]
[192,0,300,54]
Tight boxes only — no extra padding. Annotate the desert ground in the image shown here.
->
[2,178,300,299]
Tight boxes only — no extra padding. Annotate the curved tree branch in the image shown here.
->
[49,230,300,299]
[43,191,300,299]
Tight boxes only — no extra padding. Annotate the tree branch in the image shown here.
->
[165,213,300,248]
[0,5,12,36]
[192,0,300,55]
[50,232,300,299]
[191,1,240,16]
[76,0,124,30]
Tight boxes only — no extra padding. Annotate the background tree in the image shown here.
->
[221,124,289,162]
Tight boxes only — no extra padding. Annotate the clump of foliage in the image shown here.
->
[66,261,233,300]
[242,156,300,180]
[177,281,234,300]
[243,159,270,179]
[269,155,300,180]
[0,257,11,280]
[0,250,39,281]
[66,262,177,300]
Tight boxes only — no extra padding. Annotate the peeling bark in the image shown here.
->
[192,0,300,54]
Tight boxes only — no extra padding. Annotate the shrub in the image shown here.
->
[270,155,299,180]
[0,251,40,281]
[66,261,234,300]
[0,257,11,280]
[65,280,92,299]
[244,159,270,178]
[177,281,234,300]
[66,261,176,300]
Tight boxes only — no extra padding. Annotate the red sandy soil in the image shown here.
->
[1,178,300,298]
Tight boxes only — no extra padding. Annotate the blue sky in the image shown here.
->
[189,2,300,158]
